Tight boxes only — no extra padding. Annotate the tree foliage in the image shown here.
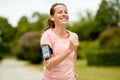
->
[95,0,119,28]
[15,12,48,39]
[70,0,120,41]
[70,11,101,40]
[18,16,29,25]
[0,17,15,54]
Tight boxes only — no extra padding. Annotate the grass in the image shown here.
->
[75,59,120,80]
[31,59,120,80]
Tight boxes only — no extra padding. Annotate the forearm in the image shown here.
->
[74,48,77,63]
[74,49,79,80]
[45,49,71,70]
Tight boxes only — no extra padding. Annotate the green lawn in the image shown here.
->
[75,59,120,80]
[32,59,120,80]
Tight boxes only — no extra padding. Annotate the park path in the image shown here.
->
[0,58,42,80]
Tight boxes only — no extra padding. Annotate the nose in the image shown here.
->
[62,12,68,17]
[62,11,67,15]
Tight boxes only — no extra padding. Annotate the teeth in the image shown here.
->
[61,18,67,20]
[62,19,66,20]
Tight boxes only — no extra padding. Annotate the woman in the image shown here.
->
[40,3,79,80]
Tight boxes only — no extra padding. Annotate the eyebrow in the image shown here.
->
[57,9,68,11]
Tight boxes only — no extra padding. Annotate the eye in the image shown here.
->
[57,10,68,14]
[65,11,68,14]
[57,11,62,14]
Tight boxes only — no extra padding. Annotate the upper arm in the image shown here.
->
[40,32,54,65]
[40,33,52,48]
[73,33,79,62]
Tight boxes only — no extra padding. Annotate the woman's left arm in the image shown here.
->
[73,33,79,80]
[74,48,79,80]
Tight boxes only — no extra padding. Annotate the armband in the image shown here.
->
[41,44,53,60]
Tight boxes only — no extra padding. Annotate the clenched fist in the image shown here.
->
[68,39,79,53]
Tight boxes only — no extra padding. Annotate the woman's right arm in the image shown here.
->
[44,40,79,70]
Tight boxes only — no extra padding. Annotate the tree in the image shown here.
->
[15,12,48,39]
[14,16,30,39]
[71,11,100,40]
[0,17,15,55]
[31,12,49,31]
[18,16,29,25]
[95,0,119,28]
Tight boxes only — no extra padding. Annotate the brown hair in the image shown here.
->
[45,3,66,30]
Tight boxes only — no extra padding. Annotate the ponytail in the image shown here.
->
[45,19,55,30]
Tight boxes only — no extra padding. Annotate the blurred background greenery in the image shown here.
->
[0,0,120,79]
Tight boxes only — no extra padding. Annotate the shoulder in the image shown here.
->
[40,29,52,42]
[40,28,53,46]
[68,30,78,39]
[42,28,51,35]
[41,28,52,37]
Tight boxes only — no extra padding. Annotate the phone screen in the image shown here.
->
[41,44,52,60]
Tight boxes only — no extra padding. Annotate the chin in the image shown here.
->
[61,21,69,24]
[61,22,68,24]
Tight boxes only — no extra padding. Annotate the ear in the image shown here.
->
[50,15,54,21]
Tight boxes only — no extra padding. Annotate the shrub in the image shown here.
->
[16,31,42,64]
[99,27,120,49]
[86,27,120,66]
[86,49,120,66]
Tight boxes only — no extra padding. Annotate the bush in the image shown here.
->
[86,49,120,66]
[16,31,42,64]
[78,41,100,59]
[74,27,120,66]
[99,27,120,49]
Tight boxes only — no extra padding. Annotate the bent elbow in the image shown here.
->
[45,65,52,70]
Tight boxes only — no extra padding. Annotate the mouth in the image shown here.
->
[60,17,68,21]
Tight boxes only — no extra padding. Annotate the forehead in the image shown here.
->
[54,5,67,11]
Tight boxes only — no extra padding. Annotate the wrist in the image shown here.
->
[66,49,72,54]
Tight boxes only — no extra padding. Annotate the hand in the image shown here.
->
[68,39,79,53]
[74,72,79,80]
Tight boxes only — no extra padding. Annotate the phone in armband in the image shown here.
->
[41,44,53,60]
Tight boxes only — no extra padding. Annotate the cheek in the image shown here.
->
[67,14,69,18]
[53,15,60,20]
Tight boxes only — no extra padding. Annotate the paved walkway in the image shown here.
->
[0,58,42,80]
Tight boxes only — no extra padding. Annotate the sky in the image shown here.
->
[0,0,101,26]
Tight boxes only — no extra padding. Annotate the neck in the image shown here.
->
[53,25,68,39]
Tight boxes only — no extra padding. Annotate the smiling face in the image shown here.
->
[50,4,69,27]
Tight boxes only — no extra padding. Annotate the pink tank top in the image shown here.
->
[40,28,78,80]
